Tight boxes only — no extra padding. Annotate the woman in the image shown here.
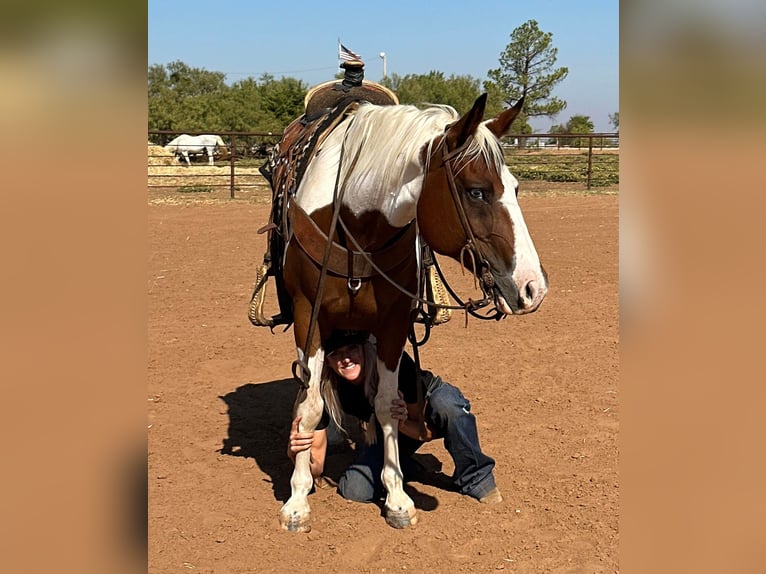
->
[287,330,503,504]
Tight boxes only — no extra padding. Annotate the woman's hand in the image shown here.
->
[287,416,315,461]
[391,391,408,422]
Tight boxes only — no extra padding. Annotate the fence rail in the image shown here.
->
[148,131,618,198]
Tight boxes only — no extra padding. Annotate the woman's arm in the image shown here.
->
[391,392,434,442]
[287,415,328,478]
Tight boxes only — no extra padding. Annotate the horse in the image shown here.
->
[275,93,548,532]
[164,134,229,166]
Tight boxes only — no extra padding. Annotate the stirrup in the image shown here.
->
[248,261,274,327]
[248,261,293,330]
[426,264,452,325]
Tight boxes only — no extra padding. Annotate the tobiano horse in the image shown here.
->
[164,134,229,166]
[278,93,547,531]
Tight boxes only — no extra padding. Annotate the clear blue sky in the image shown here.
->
[148,0,618,132]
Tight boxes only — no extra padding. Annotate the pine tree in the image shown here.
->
[485,19,569,132]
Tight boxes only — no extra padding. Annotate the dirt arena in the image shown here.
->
[148,186,618,573]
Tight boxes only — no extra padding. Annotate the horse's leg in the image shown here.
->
[375,357,417,528]
[279,350,324,532]
[182,151,190,166]
[208,146,215,166]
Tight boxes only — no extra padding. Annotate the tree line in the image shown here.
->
[149,20,617,139]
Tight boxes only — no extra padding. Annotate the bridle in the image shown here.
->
[427,131,503,321]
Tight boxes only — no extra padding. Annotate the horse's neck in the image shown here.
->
[297,126,422,228]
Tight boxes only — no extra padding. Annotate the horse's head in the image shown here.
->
[214,136,229,161]
[418,94,547,315]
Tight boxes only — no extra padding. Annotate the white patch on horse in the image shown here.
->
[373,356,417,526]
[497,169,548,313]
[297,104,452,228]
[279,350,325,532]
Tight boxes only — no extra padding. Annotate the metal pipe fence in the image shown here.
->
[148,131,618,198]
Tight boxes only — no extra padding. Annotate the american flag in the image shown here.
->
[338,42,362,62]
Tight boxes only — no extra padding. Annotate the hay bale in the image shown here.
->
[148,144,177,166]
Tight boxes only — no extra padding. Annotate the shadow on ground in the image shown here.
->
[219,378,460,509]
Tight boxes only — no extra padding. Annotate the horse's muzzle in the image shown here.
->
[494,275,547,315]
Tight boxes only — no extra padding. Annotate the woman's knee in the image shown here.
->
[428,384,470,419]
[337,466,379,502]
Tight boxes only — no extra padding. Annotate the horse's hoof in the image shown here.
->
[385,509,417,529]
[279,512,311,533]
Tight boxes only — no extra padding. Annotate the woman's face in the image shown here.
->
[326,343,364,384]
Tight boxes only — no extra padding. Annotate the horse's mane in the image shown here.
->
[338,102,506,201]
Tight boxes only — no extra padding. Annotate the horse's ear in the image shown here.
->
[445,93,488,150]
[485,96,525,138]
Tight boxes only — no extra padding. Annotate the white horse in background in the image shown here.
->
[164,134,229,166]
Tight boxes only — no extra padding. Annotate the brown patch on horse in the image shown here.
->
[283,204,419,370]
[289,202,416,278]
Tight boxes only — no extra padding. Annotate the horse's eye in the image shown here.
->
[514,185,519,198]
[467,188,485,201]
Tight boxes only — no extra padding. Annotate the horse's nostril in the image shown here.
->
[524,281,536,303]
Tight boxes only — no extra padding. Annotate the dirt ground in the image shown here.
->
[148,188,618,573]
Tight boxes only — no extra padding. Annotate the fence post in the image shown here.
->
[229,134,236,198]
[586,136,593,190]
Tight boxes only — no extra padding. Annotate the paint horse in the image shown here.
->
[277,94,547,531]
[164,134,229,166]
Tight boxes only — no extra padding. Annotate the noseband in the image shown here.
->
[430,133,500,316]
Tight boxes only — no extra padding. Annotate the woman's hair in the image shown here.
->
[320,339,378,435]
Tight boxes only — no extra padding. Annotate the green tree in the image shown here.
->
[148,61,309,135]
[387,71,483,114]
[257,75,308,129]
[485,19,569,133]
[148,61,230,135]
[221,78,267,131]
[550,114,594,148]
[148,64,177,133]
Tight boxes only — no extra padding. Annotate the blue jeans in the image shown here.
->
[337,378,497,502]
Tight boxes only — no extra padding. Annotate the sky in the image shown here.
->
[148,0,619,132]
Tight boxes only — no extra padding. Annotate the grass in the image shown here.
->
[505,150,619,187]
[177,185,213,193]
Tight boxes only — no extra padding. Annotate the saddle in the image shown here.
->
[249,61,398,330]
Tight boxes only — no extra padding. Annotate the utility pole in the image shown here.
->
[379,51,387,79]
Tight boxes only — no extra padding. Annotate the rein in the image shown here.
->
[291,118,363,388]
